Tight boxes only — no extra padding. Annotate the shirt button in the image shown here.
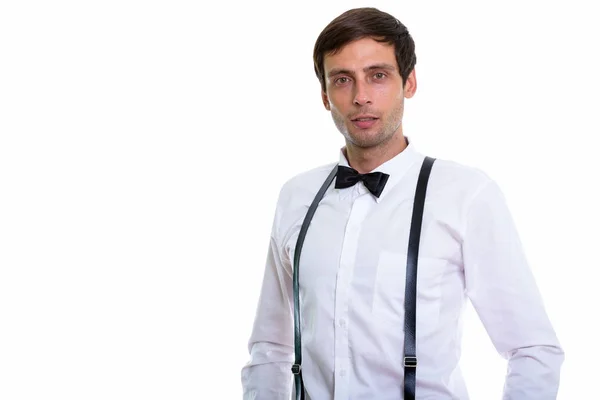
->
[339,319,346,328]
[340,369,347,377]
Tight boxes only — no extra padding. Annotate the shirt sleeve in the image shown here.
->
[241,197,294,400]
[463,178,565,399]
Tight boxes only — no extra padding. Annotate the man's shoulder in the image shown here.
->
[428,156,497,200]
[276,161,338,207]
[282,161,338,188]
[432,157,493,183]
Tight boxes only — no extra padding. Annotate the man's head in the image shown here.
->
[313,8,417,151]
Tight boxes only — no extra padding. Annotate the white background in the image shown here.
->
[1,0,598,399]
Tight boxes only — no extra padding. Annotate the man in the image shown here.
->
[241,7,563,400]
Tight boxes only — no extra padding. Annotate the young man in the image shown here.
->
[241,7,563,400]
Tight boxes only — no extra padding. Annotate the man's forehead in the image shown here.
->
[323,39,397,74]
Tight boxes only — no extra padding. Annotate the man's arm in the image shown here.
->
[241,202,294,400]
[463,178,564,399]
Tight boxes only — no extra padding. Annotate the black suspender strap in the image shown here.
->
[403,155,436,400]
[292,156,436,399]
[292,165,338,400]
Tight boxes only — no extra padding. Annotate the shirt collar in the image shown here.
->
[337,136,422,203]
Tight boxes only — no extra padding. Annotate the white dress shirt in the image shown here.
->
[241,137,564,399]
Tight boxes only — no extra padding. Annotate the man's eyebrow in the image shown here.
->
[327,68,353,77]
[364,63,396,72]
[327,63,397,77]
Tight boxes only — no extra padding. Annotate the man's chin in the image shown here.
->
[345,132,386,148]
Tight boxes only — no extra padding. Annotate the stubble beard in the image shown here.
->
[331,101,404,149]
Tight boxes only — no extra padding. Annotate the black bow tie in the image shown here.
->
[335,165,390,198]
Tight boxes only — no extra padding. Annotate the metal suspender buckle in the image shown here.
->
[404,356,417,368]
[292,364,302,374]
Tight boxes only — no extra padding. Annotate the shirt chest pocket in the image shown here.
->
[372,250,449,326]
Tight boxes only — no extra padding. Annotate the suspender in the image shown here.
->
[291,164,337,400]
[292,156,436,400]
[403,155,436,399]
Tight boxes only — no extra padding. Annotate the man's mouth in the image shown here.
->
[351,114,378,121]
[351,115,379,129]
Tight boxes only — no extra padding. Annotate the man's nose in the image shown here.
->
[353,81,372,106]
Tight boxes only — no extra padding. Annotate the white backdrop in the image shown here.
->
[1,0,598,399]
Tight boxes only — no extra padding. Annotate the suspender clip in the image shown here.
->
[404,356,417,367]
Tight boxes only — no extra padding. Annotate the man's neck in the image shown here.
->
[344,134,408,174]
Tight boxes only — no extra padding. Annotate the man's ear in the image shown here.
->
[321,91,331,111]
[404,69,417,99]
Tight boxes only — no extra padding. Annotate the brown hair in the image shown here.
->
[313,7,416,92]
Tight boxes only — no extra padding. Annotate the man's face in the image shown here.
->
[322,37,416,149]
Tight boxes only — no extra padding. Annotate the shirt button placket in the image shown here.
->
[333,195,364,400]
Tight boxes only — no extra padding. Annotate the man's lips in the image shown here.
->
[351,115,379,129]
[351,114,378,121]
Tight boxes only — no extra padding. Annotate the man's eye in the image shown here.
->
[335,77,350,84]
[374,72,386,79]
